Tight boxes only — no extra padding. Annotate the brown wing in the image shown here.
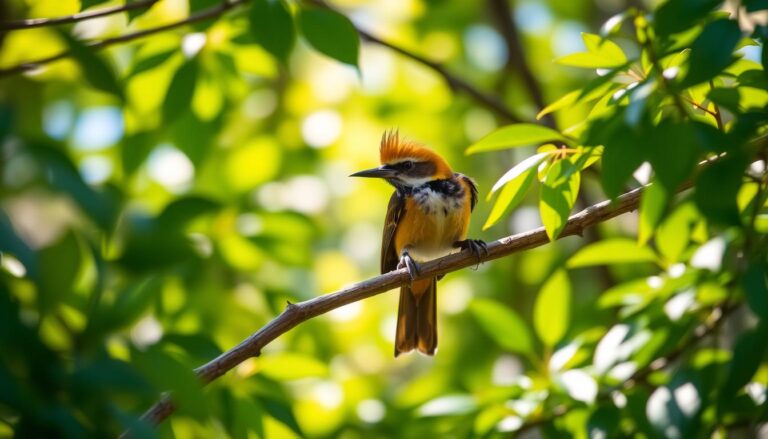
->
[381,191,406,274]
[458,173,479,211]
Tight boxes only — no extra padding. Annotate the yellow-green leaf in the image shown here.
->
[556,33,627,69]
[483,164,536,230]
[470,298,533,355]
[467,124,566,155]
[540,160,580,240]
[534,269,571,346]
[567,238,659,268]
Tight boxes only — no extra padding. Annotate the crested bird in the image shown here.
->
[351,131,486,356]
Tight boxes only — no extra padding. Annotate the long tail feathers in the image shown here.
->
[395,278,437,357]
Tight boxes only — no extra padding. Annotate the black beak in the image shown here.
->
[349,166,396,179]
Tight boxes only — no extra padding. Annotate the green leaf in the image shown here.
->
[298,7,359,67]
[745,0,768,12]
[540,160,580,240]
[133,347,207,418]
[694,155,747,225]
[59,31,124,100]
[654,0,720,36]
[567,238,658,268]
[647,121,700,192]
[537,91,579,120]
[470,298,533,355]
[656,203,698,262]
[638,183,668,245]
[744,263,768,319]
[721,325,768,400]
[483,162,537,230]
[490,152,550,194]
[29,143,121,230]
[38,230,82,314]
[250,0,295,63]
[259,397,304,437]
[466,124,566,154]
[679,19,742,88]
[555,33,627,68]
[121,131,156,176]
[163,60,199,124]
[128,50,176,77]
[597,123,646,199]
[534,270,571,346]
[707,87,741,113]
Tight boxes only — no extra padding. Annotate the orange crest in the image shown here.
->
[379,130,453,179]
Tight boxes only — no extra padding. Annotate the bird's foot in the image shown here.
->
[454,239,488,261]
[397,251,420,280]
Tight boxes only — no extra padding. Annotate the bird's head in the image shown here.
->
[350,130,453,188]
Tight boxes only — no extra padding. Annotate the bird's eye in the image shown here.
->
[403,161,414,170]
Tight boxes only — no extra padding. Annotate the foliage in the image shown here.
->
[0,0,767,437]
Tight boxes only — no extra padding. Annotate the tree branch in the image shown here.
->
[1,0,524,124]
[486,0,553,127]
[0,0,159,31]
[356,30,523,123]
[0,0,245,76]
[307,0,524,123]
[122,183,655,436]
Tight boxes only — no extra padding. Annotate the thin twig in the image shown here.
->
[709,80,724,131]
[0,0,245,76]
[356,30,523,123]
[0,0,525,125]
[0,0,159,30]
[123,182,665,436]
[486,0,554,127]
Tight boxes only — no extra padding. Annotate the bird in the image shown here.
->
[351,130,486,356]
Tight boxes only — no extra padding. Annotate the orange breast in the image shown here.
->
[394,190,472,262]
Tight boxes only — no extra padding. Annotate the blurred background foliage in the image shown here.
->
[1,0,768,437]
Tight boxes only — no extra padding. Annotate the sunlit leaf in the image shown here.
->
[298,7,359,67]
[250,0,295,63]
[556,33,627,68]
[483,163,536,230]
[540,160,580,240]
[466,124,566,154]
[490,152,550,194]
[534,269,571,346]
[470,298,533,355]
[537,91,579,120]
[638,182,668,245]
[567,238,658,268]
[679,19,741,88]
[657,203,698,262]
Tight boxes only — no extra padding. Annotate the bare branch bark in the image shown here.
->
[122,183,655,436]
[0,0,159,30]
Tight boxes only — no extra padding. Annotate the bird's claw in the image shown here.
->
[454,239,488,261]
[397,251,420,280]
